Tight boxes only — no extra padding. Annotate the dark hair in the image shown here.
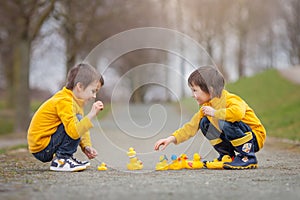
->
[188,66,224,98]
[66,63,104,90]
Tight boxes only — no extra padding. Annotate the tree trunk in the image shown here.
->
[66,36,76,72]
[218,36,229,82]
[176,0,186,98]
[237,31,246,78]
[4,59,14,109]
[13,39,30,133]
[269,27,275,69]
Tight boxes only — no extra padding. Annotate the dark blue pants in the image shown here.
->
[32,115,82,162]
[200,117,259,156]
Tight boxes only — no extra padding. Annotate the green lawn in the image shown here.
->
[181,69,300,141]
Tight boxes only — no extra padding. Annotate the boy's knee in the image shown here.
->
[219,121,242,140]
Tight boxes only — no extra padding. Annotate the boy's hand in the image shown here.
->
[84,146,98,159]
[154,136,176,151]
[87,101,104,119]
[202,106,215,117]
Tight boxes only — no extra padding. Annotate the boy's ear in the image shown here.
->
[75,82,84,91]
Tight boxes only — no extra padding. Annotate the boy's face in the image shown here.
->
[190,84,211,105]
[76,80,101,103]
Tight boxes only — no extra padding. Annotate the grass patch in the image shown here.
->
[0,103,14,136]
[0,143,28,154]
[30,100,44,112]
[0,118,14,136]
[0,101,5,110]
[226,69,300,141]
[0,100,42,136]
[180,69,300,141]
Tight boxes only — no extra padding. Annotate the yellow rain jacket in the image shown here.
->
[27,87,93,153]
[172,90,266,150]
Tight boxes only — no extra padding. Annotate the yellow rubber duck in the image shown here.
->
[97,162,107,171]
[127,147,136,158]
[127,157,143,170]
[179,154,193,169]
[206,155,233,169]
[127,147,143,170]
[155,155,169,171]
[191,153,204,169]
[168,155,182,170]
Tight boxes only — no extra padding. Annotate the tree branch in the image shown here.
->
[30,0,56,41]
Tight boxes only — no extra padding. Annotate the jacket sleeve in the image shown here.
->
[79,131,92,151]
[172,110,203,144]
[56,98,93,140]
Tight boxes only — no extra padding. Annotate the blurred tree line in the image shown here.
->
[0,0,299,132]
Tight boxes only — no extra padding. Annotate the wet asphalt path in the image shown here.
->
[1,103,300,200]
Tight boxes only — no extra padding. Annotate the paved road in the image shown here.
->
[1,103,300,200]
[279,66,300,85]
[83,103,217,171]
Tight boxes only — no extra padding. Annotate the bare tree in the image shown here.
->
[0,23,14,108]
[283,0,300,65]
[9,0,287,107]
[233,0,250,78]
[90,0,172,102]
[185,0,231,80]
[0,0,56,132]
[54,0,102,72]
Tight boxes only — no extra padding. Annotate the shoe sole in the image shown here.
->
[223,163,258,170]
[50,166,86,172]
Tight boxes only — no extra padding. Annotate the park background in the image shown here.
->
[0,0,299,147]
[1,1,300,200]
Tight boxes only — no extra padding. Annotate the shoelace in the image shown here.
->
[71,157,87,164]
[65,158,79,167]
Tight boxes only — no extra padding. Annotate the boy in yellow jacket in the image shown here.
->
[154,66,266,169]
[27,63,104,172]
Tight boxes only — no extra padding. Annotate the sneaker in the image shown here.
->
[50,157,86,172]
[204,155,233,169]
[223,154,258,170]
[71,156,91,168]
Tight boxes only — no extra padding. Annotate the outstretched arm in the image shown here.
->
[154,136,177,151]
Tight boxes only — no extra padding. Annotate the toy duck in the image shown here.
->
[179,154,193,169]
[155,155,169,171]
[127,147,136,158]
[127,147,143,170]
[205,155,233,169]
[97,162,107,171]
[168,154,182,170]
[190,153,204,169]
